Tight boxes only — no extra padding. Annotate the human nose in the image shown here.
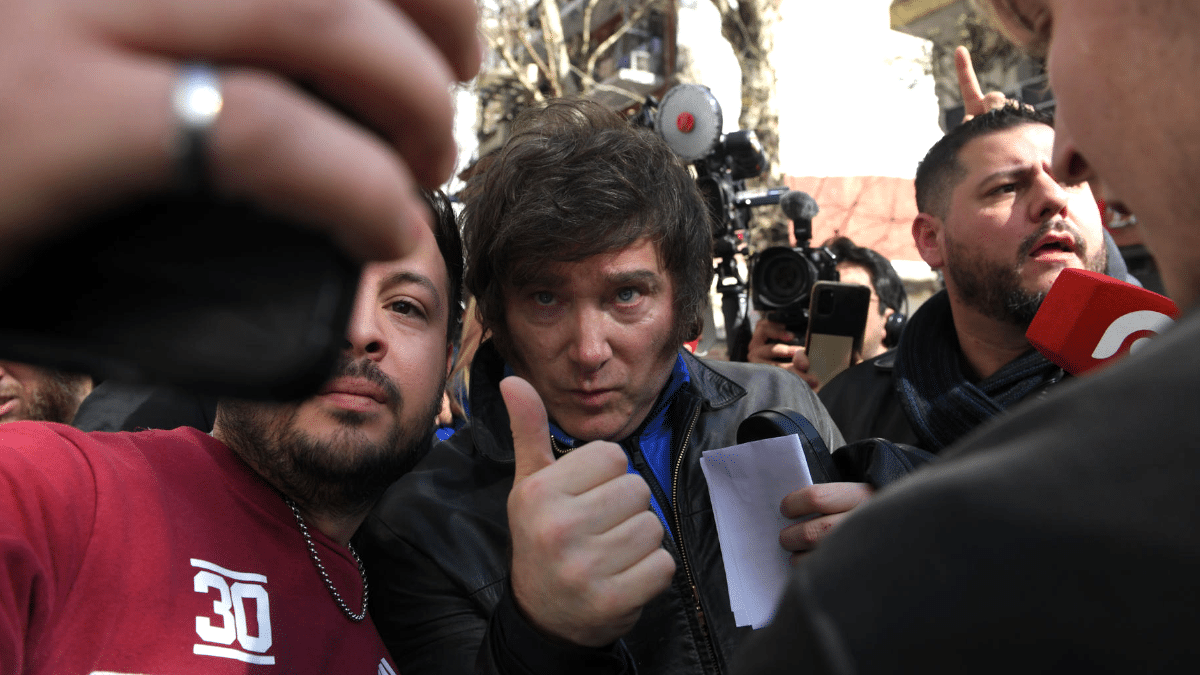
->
[1051,115,1095,188]
[569,306,613,373]
[343,289,386,362]
[1030,161,1071,223]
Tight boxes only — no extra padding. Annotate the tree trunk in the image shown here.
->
[710,0,785,252]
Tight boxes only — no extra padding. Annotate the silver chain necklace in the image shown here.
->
[284,496,368,622]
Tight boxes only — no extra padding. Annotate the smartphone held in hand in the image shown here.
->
[805,281,870,385]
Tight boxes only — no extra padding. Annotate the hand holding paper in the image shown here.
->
[779,482,874,563]
[700,434,814,629]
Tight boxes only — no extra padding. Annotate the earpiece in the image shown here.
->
[884,312,907,349]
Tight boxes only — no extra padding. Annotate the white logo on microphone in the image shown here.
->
[1091,310,1175,359]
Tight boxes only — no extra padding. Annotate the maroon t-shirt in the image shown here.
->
[0,422,397,674]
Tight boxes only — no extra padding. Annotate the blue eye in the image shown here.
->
[534,291,556,306]
[615,287,641,303]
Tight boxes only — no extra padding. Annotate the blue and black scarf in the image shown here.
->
[893,291,1065,452]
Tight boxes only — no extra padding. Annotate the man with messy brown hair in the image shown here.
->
[362,98,843,675]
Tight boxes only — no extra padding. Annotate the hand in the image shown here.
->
[502,377,676,648]
[779,482,874,564]
[436,391,454,427]
[748,318,820,390]
[788,348,821,392]
[0,0,481,270]
[955,46,1009,123]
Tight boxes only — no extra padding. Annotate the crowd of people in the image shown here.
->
[3,0,1199,673]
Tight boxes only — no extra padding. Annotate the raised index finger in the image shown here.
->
[955,45,987,117]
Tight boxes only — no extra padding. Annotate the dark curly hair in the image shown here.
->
[461,98,713,358]
[823,236,907,317]
[423,188,464,346]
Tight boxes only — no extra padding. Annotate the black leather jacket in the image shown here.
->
[359,342,844,675]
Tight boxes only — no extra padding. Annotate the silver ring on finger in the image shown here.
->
[171,62,223,192]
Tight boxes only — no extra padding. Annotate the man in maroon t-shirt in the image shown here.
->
[2,189,464,673]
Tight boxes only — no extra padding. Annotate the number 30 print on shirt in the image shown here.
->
[191,558,275,665]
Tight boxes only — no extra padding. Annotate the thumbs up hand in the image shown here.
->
[501,376,677,648]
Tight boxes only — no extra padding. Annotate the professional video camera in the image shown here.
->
[751,190,840,337]
[636,83,786,340]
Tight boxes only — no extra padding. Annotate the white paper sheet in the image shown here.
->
[699,434,814,629]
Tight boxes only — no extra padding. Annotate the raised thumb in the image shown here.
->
[500,376,555,482]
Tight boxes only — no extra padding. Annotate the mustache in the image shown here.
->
[1017,218,1088,261]
[331,354,402,408]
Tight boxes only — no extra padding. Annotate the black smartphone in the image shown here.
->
[0,193,359,400]
[805,281,871,385]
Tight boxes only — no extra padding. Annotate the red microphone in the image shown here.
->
[1026,268,1179,375]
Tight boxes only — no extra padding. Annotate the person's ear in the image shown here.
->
[912,213,946,270]
[445,342,454,378]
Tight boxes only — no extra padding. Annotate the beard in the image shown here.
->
[945,218,1108,329]
[217,355,444,518]
[0,368,91,424]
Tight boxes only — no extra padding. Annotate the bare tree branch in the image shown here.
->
[736,0,769,62]
[704,0,783,249]
[567,63,642,103]
[581,0,601,59]
[472,0,676,162]
[479,1,547,103]
[588,80,647,104]
[585,0,659,87]
[709,0,754,55]
[568,60,597,92]
[539,0,571,96]
[492,37,547,102]
[514,25,554,90]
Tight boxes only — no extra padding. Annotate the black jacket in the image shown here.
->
[731,308,1200,675]
[817,351,917,447]
[359,341,844,675]
[72,381,216,432]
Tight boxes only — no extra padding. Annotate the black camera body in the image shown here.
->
[750,190,839,338]
[0,193,358,400]
[693,129,772,239]
[751,244,839,337]
[637,85,775,240]
[639,84,788,346]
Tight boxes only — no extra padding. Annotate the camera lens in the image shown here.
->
[754,248,816,308]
